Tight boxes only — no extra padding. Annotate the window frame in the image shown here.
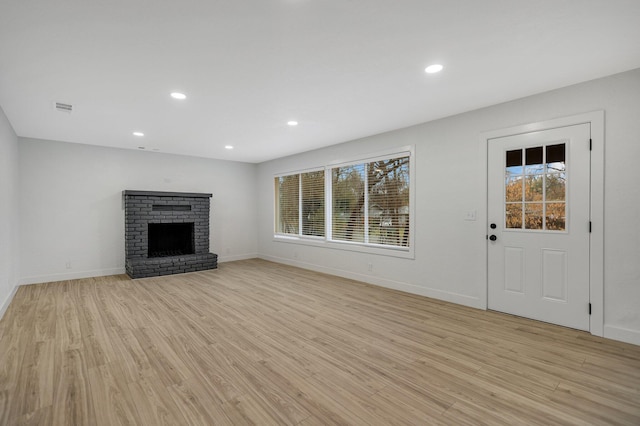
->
[273,146,415,259]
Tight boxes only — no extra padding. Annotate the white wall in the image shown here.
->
[19,139,258,284]
[257,68,640,345]
[0,105,20,318]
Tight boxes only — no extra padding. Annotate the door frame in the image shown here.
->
[478,111,604,336]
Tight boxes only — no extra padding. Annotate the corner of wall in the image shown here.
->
[0,285,20,321]
[0,103,20,322]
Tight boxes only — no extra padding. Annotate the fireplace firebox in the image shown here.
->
[148,223,195,257]
[123,190,218,278]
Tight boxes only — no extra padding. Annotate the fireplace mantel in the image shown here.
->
[123,190,212,198]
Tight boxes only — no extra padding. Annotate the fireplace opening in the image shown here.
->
[148,223,195,258]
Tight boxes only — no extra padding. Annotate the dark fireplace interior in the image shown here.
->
[148,223,195,258]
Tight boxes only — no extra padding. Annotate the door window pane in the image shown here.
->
[546,144,566,172]
[545,173,566,201]
[525,147,544,174]
[524,175,543,201]
[546,203,566,231]
[525,203,543,230]
[506,149,522,167]
[526,146,543,165]
[505,176,522,202]
[506,203,523,228]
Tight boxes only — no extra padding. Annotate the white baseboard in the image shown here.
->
[217,253,258,263]
[604,325,640,346]
[19,267,126,285]
[17,254,259,285]
[0,284,20,321]
[259,254,483,309]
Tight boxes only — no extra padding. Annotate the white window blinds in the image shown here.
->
[366,156,410,247]
[331,155,410,247]
[301,170,325,237]
[331,164,365,243]
[275,174,299,234]
[275,170,325,237]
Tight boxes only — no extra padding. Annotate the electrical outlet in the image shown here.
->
[367,263,373,271]
[65,261,72,269]
[293,251,298,259]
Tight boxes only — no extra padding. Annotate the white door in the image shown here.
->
[487,124,591,331]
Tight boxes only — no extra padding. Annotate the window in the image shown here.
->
[332,156,410,247]
[274,148,413,255]
[505,143,566,231]
[275,170,325,237]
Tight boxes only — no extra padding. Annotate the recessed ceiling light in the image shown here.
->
[170,92,187,100]
[425,64,444,74]
[133,131,144,137]
[287,120,298,126]
[225,145,234,150]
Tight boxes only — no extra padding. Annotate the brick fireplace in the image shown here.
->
[123,190,218,278]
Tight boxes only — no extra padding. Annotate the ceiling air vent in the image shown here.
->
[54,102,73,113]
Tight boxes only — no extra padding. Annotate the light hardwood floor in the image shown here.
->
[1,259,639,425]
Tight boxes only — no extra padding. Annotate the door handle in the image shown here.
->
[489,235,497,241]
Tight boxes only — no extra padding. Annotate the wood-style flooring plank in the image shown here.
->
[0,258,639,425]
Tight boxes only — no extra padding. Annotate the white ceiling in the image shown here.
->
[1,1,639,163]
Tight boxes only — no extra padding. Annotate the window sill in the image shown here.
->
[273,234,415,259]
